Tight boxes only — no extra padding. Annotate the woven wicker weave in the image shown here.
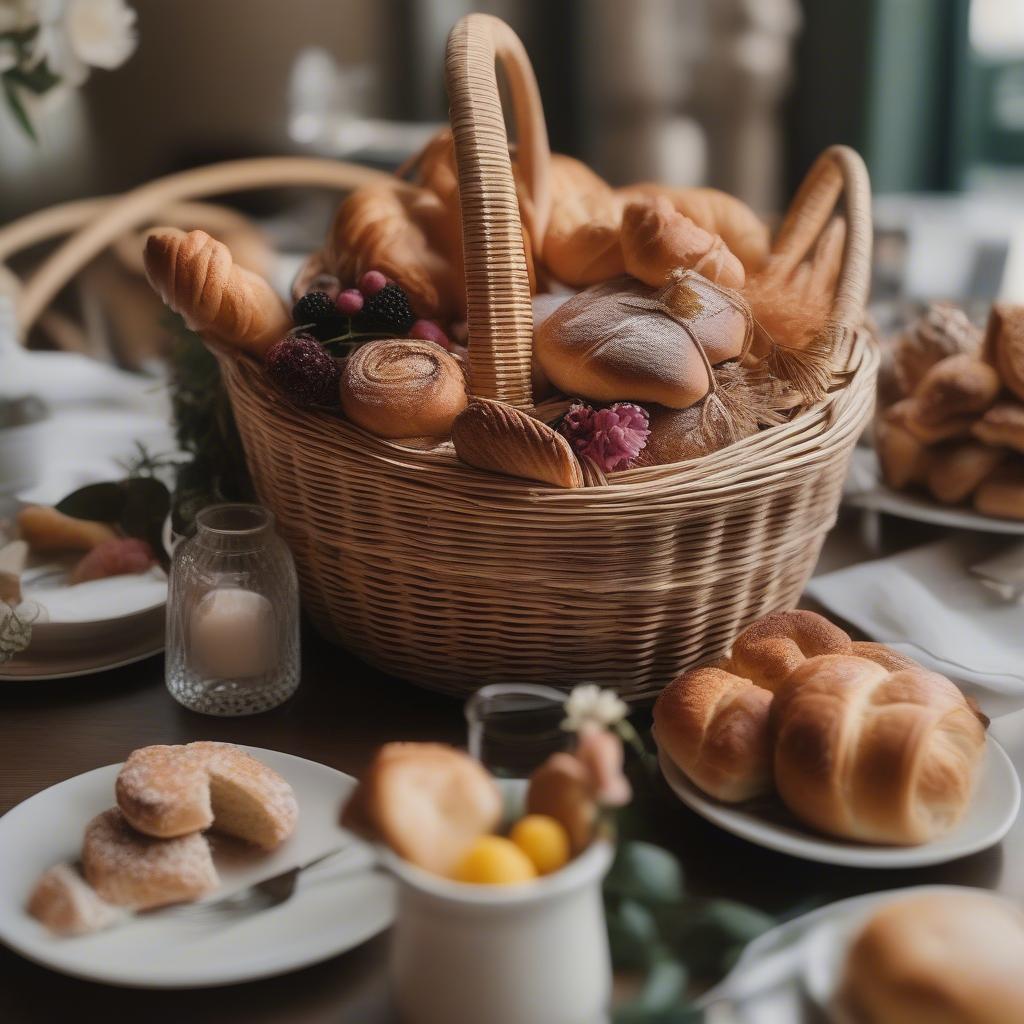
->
[213,14,877,702]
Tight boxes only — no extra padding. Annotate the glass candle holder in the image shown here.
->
[465,684,571,778]
[166,504,299,716]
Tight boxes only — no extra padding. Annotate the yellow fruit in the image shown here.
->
[510,814,571,875]
[454,836,538,885]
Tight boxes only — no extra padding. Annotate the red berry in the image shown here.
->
[359,270,388,296]
[335,288,364,315]
[408,318,451,349]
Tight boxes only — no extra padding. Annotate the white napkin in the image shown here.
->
[806,536,1024,718]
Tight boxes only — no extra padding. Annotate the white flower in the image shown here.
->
[562,684,628,733]
[0,0,40,34]
[64,0,136,70]
[31,0,135,87]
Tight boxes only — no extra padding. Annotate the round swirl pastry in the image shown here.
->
[339,339,468,439]
[116,742,298,850]
[81,808,218,910]
[772,654,987,844]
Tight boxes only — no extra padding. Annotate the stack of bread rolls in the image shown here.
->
[877,302,1024,520]
[27,742,297,935]
[653,610,988,845]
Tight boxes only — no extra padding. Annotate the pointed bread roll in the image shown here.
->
[452,399,583,488]
[144,228,290,358]
[971,402,1024,453]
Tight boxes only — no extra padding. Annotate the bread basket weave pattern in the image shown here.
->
[211,15,877,701]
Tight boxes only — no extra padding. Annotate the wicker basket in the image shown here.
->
[214,14,877,702]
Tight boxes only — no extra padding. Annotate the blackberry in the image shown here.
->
[266,333,340,407]
[358,283,415,334]
[292,290,337,326]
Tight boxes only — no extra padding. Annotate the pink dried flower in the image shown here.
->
[576,725,632,808]
[559,401,650,472]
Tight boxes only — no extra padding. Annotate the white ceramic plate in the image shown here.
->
[845,447,1024,535]
[702,885,986,1022]
[0,746,394,987]
[656,739,1020,868]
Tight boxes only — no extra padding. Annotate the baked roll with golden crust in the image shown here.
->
[144,228,291,359]
[912,353,1001,424]
[653,666,773,802]
[839,890,1024,1024]
[875,419,934,490]
[984,303,1024,401]
[971,402,1024,454]
[772,654,986,844]
[892,302,982,397]
[725,609,852,694]
[886,397,975,445]
[926,441,1005,505]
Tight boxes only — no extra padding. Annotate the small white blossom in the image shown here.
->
[64,0,136,70]
[562,684,628,733]
[0,0,40,34]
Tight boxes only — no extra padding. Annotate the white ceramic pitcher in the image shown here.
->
[386,839,614,1024]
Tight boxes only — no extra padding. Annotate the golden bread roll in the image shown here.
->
[973,463,1024,520]
[653,666,773,802]
[542,155,625,286]
[772,654,986,844]
[620,196,745,290]
[82,809,219,910]
[912,353,1000,425]
[618,184,770,272]
[451,399,583,488]
[725,610,852,694]
[875,419,933,490]
[26,863,125,936]
[526,752,597,853]
[534,275,749,409]
[849,641,920,672]
[971,402,1024,454]
[893,302,981,397]
[116,742,298,849]
[325,184,460,321]
[349,743,503,875]
[144,229,290,358]
[886,397,975,445]
[983,303,1024,401]
[339,339,468,439]
[17,505,117,552]
[839,890,1024,1024]
[926,441,1005,505]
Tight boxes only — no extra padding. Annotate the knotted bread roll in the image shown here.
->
[144,228,291,358]
[772,654,987,844]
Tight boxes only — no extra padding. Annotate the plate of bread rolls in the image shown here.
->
[2,743,392,987]
[860,302,1024,530]
[652,610,1020,868]
[704,885,1024,1022]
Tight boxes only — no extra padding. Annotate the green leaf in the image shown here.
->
[635,955,688,1012]
[56,482,126,523]
[605,841,685,905]
[666,899,775,977]
[7,61,60,95]
[696,900,775,945]
[607,898,660,970]
[2,76,36,142]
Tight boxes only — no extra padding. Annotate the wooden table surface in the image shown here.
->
[2,513,1022,1023]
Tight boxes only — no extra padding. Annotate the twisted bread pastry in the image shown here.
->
[621,195,745,290]
[144,228,290,358]
[452,399,583,487]
[339,339,468,439]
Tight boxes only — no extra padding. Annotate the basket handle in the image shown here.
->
[769,144,872,332]
[13,157,397,335]
[445,14,550,408]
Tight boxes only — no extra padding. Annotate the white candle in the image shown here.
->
[189,587,276,680]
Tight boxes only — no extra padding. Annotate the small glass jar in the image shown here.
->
[166,503,300,715]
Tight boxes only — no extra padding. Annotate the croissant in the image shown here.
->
[325,184,461,321]
[772,654,986,844]
[541,155,625,286]
[620,184,770,272]
[144,228,290,358]
[620,195,745,290]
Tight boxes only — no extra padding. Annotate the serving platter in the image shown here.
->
[0,746,394,986]
[656,739,1020,869]
[845,446,1024,535]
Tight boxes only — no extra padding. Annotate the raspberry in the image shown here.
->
[358,283,415,334]
[292,291,337,326]
[266,333,341,406]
